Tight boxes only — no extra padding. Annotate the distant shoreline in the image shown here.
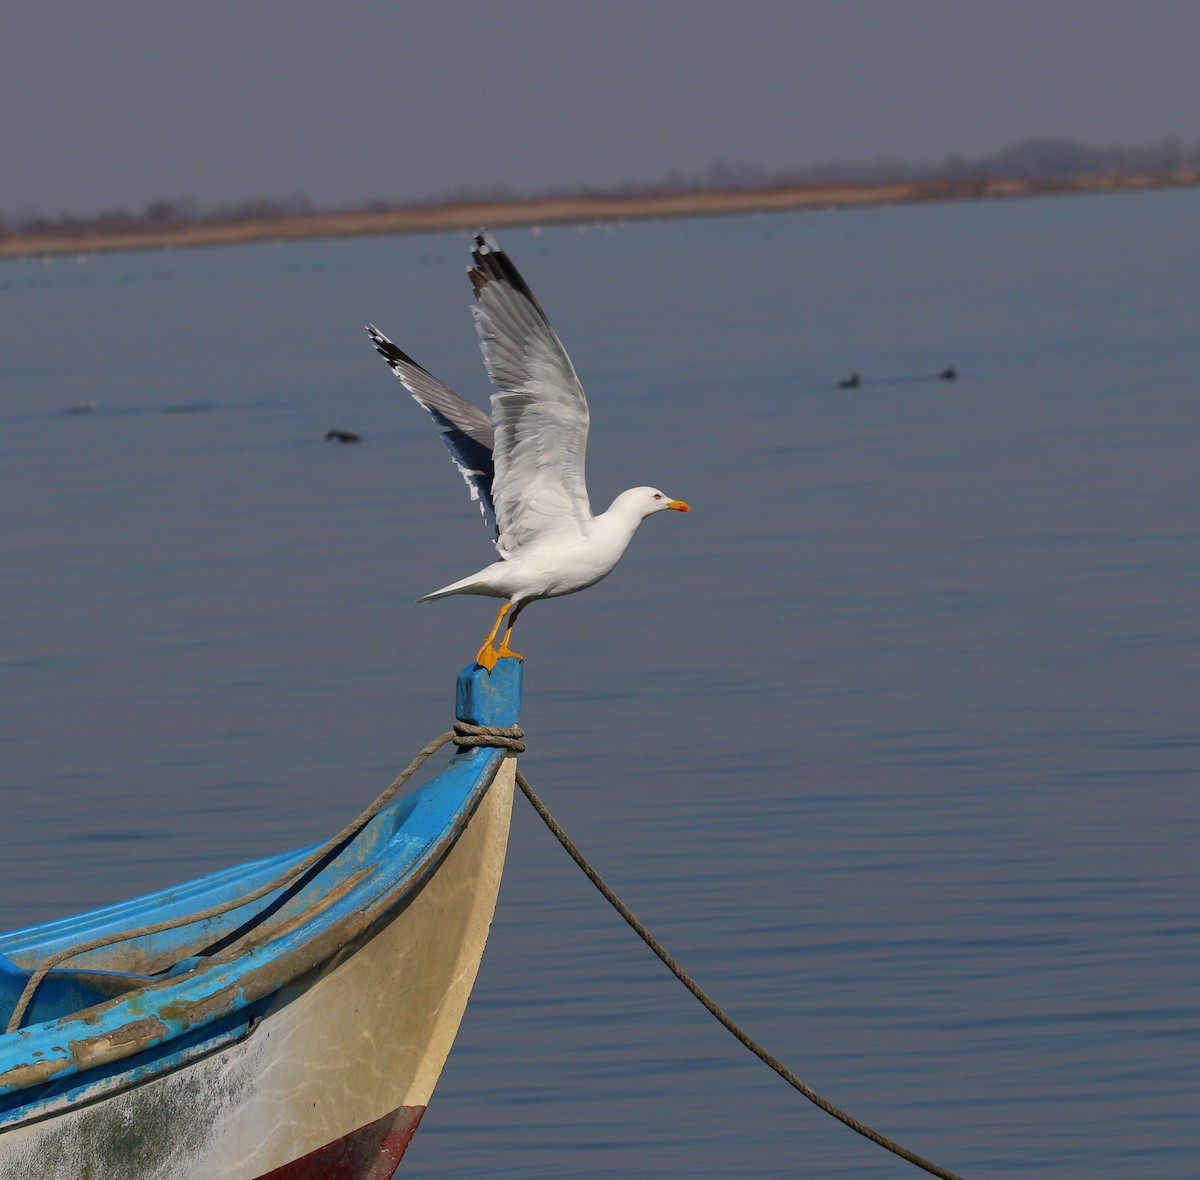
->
[3,170,1198,260]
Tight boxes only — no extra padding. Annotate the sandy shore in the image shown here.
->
[3,171,1197,260]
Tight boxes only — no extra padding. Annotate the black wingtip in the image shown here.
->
[365,322,400,363]
[365,323,436,378]
[468,232,548,319]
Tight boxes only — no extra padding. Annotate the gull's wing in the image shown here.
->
[366,324,498,536]
[469,233,592,559]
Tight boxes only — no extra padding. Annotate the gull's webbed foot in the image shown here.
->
[475,603,511,671]
[474,601,524,670]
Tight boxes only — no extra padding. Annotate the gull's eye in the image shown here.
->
[653,493,662,500]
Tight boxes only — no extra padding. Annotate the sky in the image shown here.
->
[3,0,1199,221]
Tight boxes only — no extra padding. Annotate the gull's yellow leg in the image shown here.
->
[494,603,525,662]
[475,602,512,671]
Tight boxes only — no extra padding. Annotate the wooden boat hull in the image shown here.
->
[0,661,520,1179]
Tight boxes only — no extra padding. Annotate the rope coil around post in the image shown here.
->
[454,721,526,753]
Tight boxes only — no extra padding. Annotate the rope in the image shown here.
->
[453,721,526,753]
[515,768,967,1180]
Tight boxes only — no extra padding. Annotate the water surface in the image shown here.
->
[3,190,1198,1177]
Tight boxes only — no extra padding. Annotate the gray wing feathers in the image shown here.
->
[365,324,498,536]
[468,234,592,557]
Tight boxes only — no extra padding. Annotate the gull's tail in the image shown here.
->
[417,573,496,603]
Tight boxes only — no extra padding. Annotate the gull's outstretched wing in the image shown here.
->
[469,233,592,559]
[366,324,498,536]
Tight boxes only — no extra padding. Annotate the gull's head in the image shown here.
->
[619,486,690,519]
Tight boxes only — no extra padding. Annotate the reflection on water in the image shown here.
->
[3,191,1198,1177]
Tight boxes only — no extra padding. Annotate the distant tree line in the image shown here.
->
[627,137,1200,196]
[1,195,313,243]
[3,140,1197,244]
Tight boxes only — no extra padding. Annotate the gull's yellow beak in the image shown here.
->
[666,499,690,512]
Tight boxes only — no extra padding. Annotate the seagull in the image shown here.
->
[366,232,689,671]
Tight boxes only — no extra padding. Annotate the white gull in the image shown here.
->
[367,232,689,671]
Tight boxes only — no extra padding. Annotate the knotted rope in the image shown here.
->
[453,721,526,752]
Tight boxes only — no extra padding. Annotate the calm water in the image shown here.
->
[3,191,1198,1178]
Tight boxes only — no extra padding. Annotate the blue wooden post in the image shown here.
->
[455,657,523,728]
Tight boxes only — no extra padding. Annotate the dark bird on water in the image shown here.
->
[838,371,861,389]
[939,366,957,381]
[325,430,362,443]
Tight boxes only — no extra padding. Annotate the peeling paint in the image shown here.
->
[0,1054,71,1092]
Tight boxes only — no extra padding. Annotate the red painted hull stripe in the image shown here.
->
[253,1105,426,1180]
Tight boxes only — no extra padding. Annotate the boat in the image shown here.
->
[0,658,522,1179]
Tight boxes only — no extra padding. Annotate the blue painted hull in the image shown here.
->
[0,660,522,1178]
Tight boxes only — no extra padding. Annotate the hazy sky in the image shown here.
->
[4,0,1198,220]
